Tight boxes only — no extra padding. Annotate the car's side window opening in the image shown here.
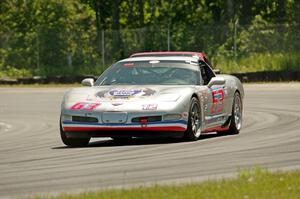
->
[199,61,215,85]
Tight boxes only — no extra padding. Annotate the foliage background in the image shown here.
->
[1,0,300,77]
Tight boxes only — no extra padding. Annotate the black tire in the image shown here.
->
[60,120,90,147]
[184,97,202,141]
[225,92,243,135]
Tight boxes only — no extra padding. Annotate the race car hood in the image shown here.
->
[64,85,192,102]
[62,85,193,112]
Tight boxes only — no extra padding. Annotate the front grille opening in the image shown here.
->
[131,116,162,123]
[72,116,98,123]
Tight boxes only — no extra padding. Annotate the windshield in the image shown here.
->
[95,60,201,86]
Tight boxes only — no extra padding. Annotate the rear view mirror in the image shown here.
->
[208,77,225,88]
[81,78,94,87]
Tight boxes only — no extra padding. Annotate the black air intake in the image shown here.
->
[72,116,98,123]
[131,116,162,123]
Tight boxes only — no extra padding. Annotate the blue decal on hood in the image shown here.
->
[109,89,142,97]
[95,88,156,99]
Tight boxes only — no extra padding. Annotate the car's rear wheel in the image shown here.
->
[184,97,202,141]
[60,120,90,147]
[226,92,242,135]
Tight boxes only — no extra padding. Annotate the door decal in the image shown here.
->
[211,88,224,114]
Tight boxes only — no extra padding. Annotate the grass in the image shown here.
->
[213,52,300,73]
[1,83,80,87]
[0,83,80,88]
[2,53,300,78]
[31,168,300,199]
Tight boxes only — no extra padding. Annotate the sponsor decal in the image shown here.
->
[109,89,142,97]
[123,62,134,67]
[70,102,100,111]
[211,88,225,114]
[142,104,158,111]
[96,88,156,99]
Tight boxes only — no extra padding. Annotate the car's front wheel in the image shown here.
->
[226,92,243,135]
[184,97,202,141]
[60,120,90,147]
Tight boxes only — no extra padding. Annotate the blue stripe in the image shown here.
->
[63,120,188,126]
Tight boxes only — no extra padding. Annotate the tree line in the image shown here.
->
[0,0,299,77]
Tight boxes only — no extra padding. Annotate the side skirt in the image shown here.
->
[202,116,231,133]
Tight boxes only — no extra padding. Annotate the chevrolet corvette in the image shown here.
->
[60,52,244,147]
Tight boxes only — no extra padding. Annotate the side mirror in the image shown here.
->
[81,78,94,87]
[208,77,225,88]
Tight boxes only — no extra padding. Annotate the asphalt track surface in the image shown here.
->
[0,83,300,198]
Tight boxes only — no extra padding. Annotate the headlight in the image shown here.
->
[66,93,87,102]
[157,94,181,102]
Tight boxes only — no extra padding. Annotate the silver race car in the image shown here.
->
[60,52,244,147]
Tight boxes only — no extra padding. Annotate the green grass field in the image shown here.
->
[31,169,300,199]
[0,83,80,88]
[1,53,300,78]
[214,53,300,73]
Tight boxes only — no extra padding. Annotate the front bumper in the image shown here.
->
[62,120,187,132]
[62,120,187,138]
[61,105,189,138]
